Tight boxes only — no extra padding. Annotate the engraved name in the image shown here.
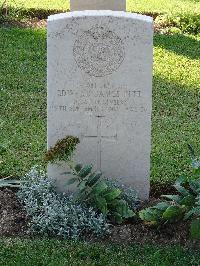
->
[50,82,146,113]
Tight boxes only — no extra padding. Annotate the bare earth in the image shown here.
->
[0,188,199,247]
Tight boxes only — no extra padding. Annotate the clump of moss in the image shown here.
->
[45,136,80,163]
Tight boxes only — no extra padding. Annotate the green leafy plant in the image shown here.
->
[0,0,24,23]
[65,164,135,224]
[45,136,137,224]
[139,202,182,226]
[105,178,140,211]
[140,145,200,239]
[155,12,200,35]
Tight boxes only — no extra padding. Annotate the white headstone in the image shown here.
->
[47,10,153,200]
[70,0,126,11]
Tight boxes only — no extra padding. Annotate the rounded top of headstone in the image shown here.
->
[48,11,153,24]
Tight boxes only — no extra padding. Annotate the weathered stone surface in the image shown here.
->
[70,0,126,11]
[47,11,153,200]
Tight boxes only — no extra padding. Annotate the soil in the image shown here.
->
[0,189,27,236]
[150,183,177,198]
[88,198,200,247]
[0,18,47,29]
[105,220,198,247]
[0,188,199,247]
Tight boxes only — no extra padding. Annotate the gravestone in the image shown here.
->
[47,2,153,200]
[70,0,126,11]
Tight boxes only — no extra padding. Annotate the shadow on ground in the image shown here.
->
[0,5,69,19]
[154,34,200,60]
[0,27,199,185]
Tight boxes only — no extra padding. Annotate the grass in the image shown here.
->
[2,0,200,15]
[1,0,200,34]
[0,28,199,184]
[0,28,47,177]
[0,1,200,264]
[0,238,199,265]
[152,34,200,184]
[128,0,200,15]
[3,0,70,12]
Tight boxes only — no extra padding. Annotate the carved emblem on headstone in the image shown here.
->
[73,26,125,77]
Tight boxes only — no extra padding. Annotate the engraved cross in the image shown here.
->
[84,116,117,170]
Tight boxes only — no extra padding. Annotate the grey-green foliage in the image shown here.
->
[17,167,110,239]
[0,176,22,188]
[65,164,137,224]
[139,150,200,239]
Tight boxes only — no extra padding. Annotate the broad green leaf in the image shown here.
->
[78,165,93,178]
[185,206,200,220]
[114,199,127,214]
[197,195,200,205]
[104,188,122,202]
[194,168,200,177]
[189,180,200,194]
[92,181,108,195]
[124,209,135,218]
[162,205,183,220]
[139,209,161,223]
[74,164,83,173]
[154,202,170,210]
[190,219,200,239]
[114,200,133,218]
[87,172,102,187]
[112,212,123,224]
[184,209,194,220]
[175,176,187,186]
[139,210,145,220]
[95,196,108,215]
[78,180,87,191]
[110,198,121,207]
[180,195,195,207]
[85,173,95,185]
[162,194,182,203]
[174,184,190,196]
